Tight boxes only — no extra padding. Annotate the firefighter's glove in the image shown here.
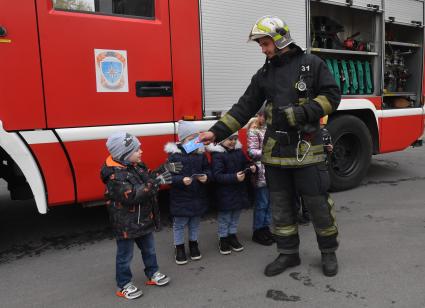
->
[155,170,172,185]
[282,106,306,127]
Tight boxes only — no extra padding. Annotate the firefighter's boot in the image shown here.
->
[321,252,338,277]
[264,253,301,277]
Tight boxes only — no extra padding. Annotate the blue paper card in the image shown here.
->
[182,136,203,153]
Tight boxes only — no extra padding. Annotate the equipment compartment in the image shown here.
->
[383,22,424,107]
[309,1,382,96]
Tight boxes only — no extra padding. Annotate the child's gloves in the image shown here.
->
[155,170,173,185]
[156,162,183,174]
[165,162,183,173]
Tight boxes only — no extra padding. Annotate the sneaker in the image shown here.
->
[189,241,202,260]
[252,229,274,246]
[116,282,143,299]
[227,234,244,252]
[146,271,170,286]
[219,237,232,255]
[321,252,338,277]
[175,244,188,265]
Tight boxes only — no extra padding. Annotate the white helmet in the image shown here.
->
[248,16,294,50]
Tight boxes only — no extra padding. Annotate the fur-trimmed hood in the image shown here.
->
[164,142,205,154]
[207,140,243,153]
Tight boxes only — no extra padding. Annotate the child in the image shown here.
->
[164,120,211,265]
[247,112,274,246]
[100,132,171,300]
[208,132,256,254]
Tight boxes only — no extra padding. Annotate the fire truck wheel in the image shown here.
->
[327,114,372,191]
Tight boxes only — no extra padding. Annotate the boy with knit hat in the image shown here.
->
[101,132,178,299]
[164,121,211,265]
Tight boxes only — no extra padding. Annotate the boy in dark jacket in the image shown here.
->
[101,132,174,300]
[164,120,211,265]
[208,133,256,254]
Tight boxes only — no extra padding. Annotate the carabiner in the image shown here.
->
[296,139,311,163]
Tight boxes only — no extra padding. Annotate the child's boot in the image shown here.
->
[219,237,232,255]
[189,240,202,260]
[228,233,244,252]
[175,244,188,265]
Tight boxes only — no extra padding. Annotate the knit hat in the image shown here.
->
[106,132,141,162]
[177,120,199,141]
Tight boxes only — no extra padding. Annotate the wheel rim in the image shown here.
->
[330,132,361,178]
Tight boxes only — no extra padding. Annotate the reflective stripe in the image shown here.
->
[316,195,338,237]
[220,113,241,132]
[256,20,271,33]
[274,224,298,236]
[273,34,283,41]
[298,98,308,105]
[316,225,338,237]
[314,95,333,115]
[262,137,325,166]
[285,107,297,127]
[265,103,273,126]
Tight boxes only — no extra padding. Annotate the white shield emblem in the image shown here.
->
[94,49,129,92]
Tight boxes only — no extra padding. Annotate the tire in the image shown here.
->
[327,115,372,191]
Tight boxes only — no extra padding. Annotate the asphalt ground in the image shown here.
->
[0,146,425,307]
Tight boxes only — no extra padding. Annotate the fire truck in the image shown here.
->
[1,0,424,214]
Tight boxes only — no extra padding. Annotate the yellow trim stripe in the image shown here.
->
[317,226,338,237]
[262,137,325,166]
[220,113,241,132]
[274,224,298,236]
[257,22,271,33]
[314,95,333,115]
[273,34,283,41]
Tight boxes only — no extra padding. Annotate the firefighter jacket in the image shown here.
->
[209,45,341,167]
[100,156,157,240]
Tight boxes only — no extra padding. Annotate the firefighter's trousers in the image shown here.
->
[265,164,338,254]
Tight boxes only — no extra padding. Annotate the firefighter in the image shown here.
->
[199,16,341,277]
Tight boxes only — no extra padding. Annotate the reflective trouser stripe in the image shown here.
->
[316,195,338,237]
[274,224,298,237]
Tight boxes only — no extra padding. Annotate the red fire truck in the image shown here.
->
[1,0,424,214]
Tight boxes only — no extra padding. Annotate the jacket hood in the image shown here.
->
[207,140,242,153]
[100,156,125,183]
[164,142,205,154]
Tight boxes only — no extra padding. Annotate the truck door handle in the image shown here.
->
[0,26,7,37]
[135,81,173,97]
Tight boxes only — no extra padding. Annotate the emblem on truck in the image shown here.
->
[94,49,129,92]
